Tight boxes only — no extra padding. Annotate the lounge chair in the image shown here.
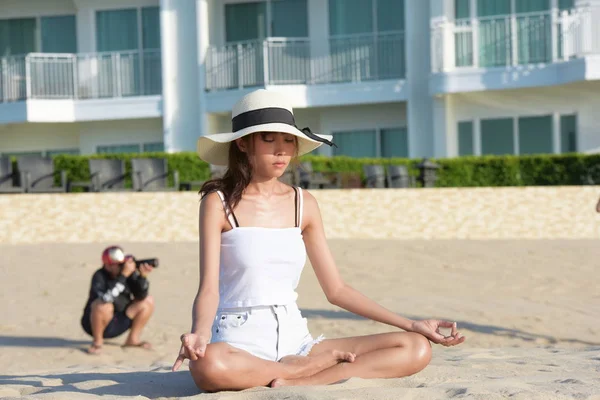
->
[131,158,180,192]
[16,155,68,193]
[0,156,26,193]
[363,164,386,188]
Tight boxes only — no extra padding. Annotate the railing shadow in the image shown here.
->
[300,308,600,347]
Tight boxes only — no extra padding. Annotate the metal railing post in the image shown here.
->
[262,39,269,85]
[25,55,32,99]
[237,43,243,89]
[72,55,78,99]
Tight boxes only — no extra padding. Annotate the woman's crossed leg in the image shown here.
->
[188,342,355,392]
[272,331,433,387]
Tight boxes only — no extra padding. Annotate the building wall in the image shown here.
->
[0,123,80,154]
[0,0,76,18]
[1,187,598,244]
[439,81,600,156]
[0,119,163,155]
[79,118,163,154]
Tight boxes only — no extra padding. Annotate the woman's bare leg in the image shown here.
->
[271,332,432,387]
[189,342,354,392]
[279,350,356,368]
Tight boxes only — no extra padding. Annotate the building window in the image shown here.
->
[0,15,76,57]
[328,0,405,81]
[46,148,80,156]
[143,142,164,152]
[225,0,308,43]
[560,114,577,153]
[96,8,161,52]
[0,151,44,158]
[41,16,77,53]
[518,115,552,155]
[333,127,408,158]
[457,121,474,156]
[481,118,514,155]
[329,0,404,36]
[96,144,141,154]
[380,127,408,158]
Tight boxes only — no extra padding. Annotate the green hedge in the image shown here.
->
[9,152,600,189]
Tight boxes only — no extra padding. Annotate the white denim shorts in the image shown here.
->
[210,302,324,362]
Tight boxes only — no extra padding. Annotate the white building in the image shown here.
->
[0,0,599,159]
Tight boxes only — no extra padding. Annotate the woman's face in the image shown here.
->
[238,132,297,179]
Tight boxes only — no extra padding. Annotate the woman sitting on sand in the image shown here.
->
[172,89,465,392]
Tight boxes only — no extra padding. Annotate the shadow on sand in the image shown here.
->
[300,308,600,347]
[0,368,202,398]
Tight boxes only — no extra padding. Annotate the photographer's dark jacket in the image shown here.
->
[82,267,149,315]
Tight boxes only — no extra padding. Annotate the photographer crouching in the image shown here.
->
[80,245,157,355]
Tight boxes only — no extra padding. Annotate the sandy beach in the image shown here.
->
[1,239,599,399]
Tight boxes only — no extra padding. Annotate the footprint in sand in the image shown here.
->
[446,388,468,397]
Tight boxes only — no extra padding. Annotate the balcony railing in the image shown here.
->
[0,49,162,103]
[431,6,600,72]
[205,32,406,91]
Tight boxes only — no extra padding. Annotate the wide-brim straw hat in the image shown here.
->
[197,89,335,166]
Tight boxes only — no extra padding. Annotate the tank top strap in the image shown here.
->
[297,187,304,228]
[215,190,239,229]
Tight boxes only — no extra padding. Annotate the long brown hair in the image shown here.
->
[199,133,299,211]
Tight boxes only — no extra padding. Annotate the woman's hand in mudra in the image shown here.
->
[410,319,465,347]
[172,333,209,371]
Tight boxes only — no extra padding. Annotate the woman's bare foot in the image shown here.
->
[277,350,355,382]
[87,342,102,355]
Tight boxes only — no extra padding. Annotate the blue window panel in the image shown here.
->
[333,130,377,158]
[518,115,553,155]
[0,18,36,56]
[481,118,514,155]
[96,144,141,154]
[560,114,577,153]
[458,121,474,156]
[329,0,373,35]
[380,127,408,158]
[143,142,164,152]
[41,15,77,53]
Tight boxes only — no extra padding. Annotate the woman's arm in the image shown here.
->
[301,192,464,345]
[191,192,225,338]
[173,192,226,370]
[301,192,414,331]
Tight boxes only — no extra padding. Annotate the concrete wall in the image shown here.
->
[1,187,598,244]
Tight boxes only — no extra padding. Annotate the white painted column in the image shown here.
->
[433,94,456,157]
[160,0,201,153]
[75,9,95,52]
[73,0,95,52]
[197,0,209,137]
[406,0,434,157]
[308,0,330,84]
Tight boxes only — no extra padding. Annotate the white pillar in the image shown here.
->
[197,0,209,136]
[75,10,94,52]
[308,0,330,84]
[160,0,201,152]
[433,94,456,157]
[406,0,434,158]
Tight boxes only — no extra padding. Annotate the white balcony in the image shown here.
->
[0,49,163,124]
[204,32,407,111]
[430,6,600,94]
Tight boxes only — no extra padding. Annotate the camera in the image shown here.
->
[134,258,159,268]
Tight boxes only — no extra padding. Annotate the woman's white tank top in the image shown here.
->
[215,187,307,309]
